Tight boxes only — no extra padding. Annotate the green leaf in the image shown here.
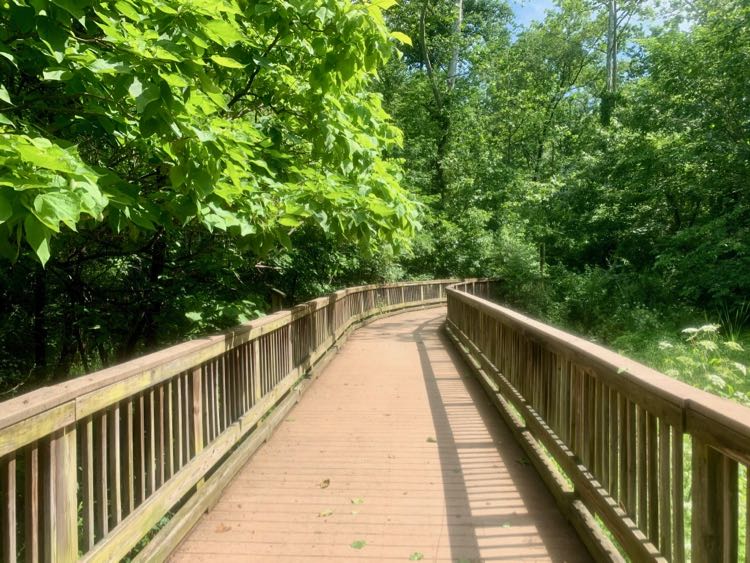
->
[0,85,10,105]
[350,540,366,550]
[33,191,82,231]
[24,215,51,265]
[278,216,302,228]
[210,55,245,69]
[0,193,11,223]
[115,1,141,21]
[350,497,364,505]
[409,553,424,561]
[391,32,412,47]
[50,0,86,18]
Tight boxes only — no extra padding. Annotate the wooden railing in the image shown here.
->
[446,286,750,563]
[0,279,491,562]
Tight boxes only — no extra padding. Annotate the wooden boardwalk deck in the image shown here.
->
[171,308,592,562]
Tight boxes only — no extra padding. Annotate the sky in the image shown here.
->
[508,0,557,27]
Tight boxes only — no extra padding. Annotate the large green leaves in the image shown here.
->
[0,0,417,264]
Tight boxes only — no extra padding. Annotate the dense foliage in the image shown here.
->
[0,0,417,390]
[1,0,748,401]
[379,0,750,400]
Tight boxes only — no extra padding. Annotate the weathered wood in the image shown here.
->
[81,420,94,550]
[691,438,738,562]
[1,455,16,563]
[0,402,75,459]
[41,427,77,563]
[95,412,109,538]
[109,404,122,525]
[24,444,39,563]
[446,321,665,562]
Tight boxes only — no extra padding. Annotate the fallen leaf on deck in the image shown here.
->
[351,497,364,505]
[426,437,436,443]
[318,509,334,517]
[409,552,425,560]
[319,478,330,488]
[351,539,367,549]
[214,523,231,533]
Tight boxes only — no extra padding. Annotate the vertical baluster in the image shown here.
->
[41,427,77,562]
[647,412,659,544]
[96,412,109,536]
[125,400,135,515]
[81,421,94,550]
[147,390,156,496]
[167,381,174,479]
[176,375,184,470]
[24,443,39,562]
[109,404,122,525]
[221,355,228,431]
[624,399,635,516]
[673,429,685,562]
[638,406,648,528]
[1,455,16,562]
[609,388,619,499]
[659,421,672,560]
[136,394,146,504]
[192,367,204,489]
[692,437,738,562]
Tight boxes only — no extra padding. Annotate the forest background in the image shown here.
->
[1,0,748,404]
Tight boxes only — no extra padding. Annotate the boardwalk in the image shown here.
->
[172,307,591,562]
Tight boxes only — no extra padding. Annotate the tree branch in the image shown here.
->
[227,30,283,109]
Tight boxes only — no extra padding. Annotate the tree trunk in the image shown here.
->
[447,0,464,90]
[601,0,618,125]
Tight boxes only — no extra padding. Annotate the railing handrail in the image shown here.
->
[0,277,491,563]
[447,284,750,563]
[447,287,750,457]
[0,278,466,431]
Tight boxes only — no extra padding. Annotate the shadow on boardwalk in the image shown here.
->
[172,308,591,562]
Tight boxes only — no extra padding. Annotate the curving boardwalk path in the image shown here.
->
[171,308,591,562]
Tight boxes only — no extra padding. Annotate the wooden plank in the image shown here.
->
[167,380,174,478]
[147,389,156,496]
[54,427,77,562]
[81,420,94,550]
[109,404,122,525]
[41,427,77,562]
[24,444,39,563]
[1,455,16,563]
[176,376,184,469]
[126,400,135,514]
[673,430,685,562]
[157,385,165,487]
[0,402,75,459]
[96,412,109,538]
[659,421,671,560]
[191,367,203,460]
[691,437,738,562]
[647,412,659,544]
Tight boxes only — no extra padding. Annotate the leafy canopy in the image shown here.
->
[0,0,419,265]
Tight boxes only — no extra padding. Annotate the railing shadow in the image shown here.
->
[410,312,591,562]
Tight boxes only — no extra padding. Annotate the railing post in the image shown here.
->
[691,437,738,562]
[42,425,78,562]
[252,340,262,402]
[420,285,424,303]
[191,367,203,457]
